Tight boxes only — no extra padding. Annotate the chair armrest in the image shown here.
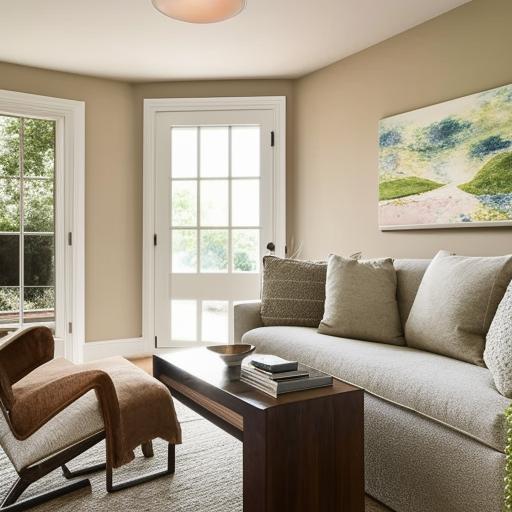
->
[234,301,263,343]
[9,367,119,441]
[0,326,54,410]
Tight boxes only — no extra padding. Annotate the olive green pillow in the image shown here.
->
[318,255,404,345]
[260,256,327,327]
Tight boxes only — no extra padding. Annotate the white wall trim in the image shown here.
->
[54,339,65,358]
[0,89,85,363]
[83,337,147,361]
[143,96,286,353]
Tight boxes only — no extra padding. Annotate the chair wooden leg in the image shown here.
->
[106,443,175,493]
[0,431,105,511]
[62,462,107,479]
[141,440,154,458]
[168,443,175,474]
[1,478,30,508]
[1,478,90,512]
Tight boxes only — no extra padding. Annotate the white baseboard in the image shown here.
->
[54,339,65,358]
[83,337,151,361]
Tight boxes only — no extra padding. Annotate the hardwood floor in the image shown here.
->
[130,356,152,375]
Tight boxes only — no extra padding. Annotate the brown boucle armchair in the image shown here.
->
[0,326,181,511]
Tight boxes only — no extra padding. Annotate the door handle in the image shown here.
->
[266,242,275,252]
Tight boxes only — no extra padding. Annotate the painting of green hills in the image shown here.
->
[379,83,512,229]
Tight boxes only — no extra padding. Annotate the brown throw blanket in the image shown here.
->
[0,327,181,469]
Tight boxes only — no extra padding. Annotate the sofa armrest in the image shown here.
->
[234,301,263,343]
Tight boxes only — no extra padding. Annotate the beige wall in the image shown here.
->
[292,0,512,260]
[0,62,139,341]
[2,0,512,341]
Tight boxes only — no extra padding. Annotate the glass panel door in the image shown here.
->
[0,115,56,333]
[155,109,275,347]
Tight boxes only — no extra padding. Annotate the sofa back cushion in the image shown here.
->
[260,256,327,327]
[405,250,512,366]
[394,259,431,326]
[318,255,404,345]
[260,256,430,332]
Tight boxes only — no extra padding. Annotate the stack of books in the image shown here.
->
[240,355,333,398]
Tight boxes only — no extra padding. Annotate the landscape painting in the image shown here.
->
[379,83,512,229]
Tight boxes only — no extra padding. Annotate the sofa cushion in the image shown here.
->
[393,259,430,326]
[484,281,512,397]
[405,250,512,366]
[318,255,404,345]
[260,256,327,327]
[243,326,511,452]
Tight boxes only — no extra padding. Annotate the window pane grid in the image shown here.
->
[170,125,261,276]
[18,117,24,326]
[171,176,258,181]
[0,115,56,329]
[18,232,54,235]
[228,127,233,276]
[171,225,260,230]
[196,128,201,273]
[18,176,53,180]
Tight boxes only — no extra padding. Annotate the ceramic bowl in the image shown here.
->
[206,344,255,366]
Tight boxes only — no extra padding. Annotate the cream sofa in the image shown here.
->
[234,259,509,512]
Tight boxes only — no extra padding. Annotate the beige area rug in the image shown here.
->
[0,401,391,511]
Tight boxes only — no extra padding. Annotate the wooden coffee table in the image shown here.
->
[154,348,364,512]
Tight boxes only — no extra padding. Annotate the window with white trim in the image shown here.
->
[0,114,56,332]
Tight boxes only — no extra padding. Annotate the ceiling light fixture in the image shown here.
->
[152,0,246,24]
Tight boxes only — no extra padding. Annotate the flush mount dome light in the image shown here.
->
[152,0,246,23]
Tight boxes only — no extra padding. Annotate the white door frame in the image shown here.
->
[0,89,85,362]
[143,96,286,354]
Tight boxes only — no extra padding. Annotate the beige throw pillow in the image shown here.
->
[484,281,512,397]
[260,256,327,327]
[318,255,404,345]
[405,250,512,366]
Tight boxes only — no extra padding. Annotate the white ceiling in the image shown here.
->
[0,0,471,82]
